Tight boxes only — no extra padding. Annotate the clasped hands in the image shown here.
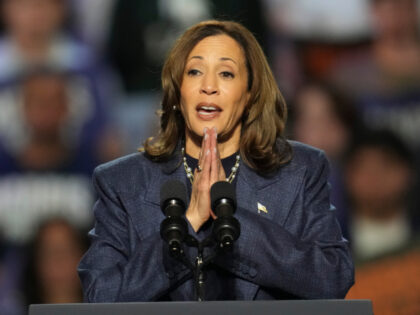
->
[186,127,226,232]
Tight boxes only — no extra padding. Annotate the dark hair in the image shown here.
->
[23,218,88,306]
[345,129,414,168]
[143,20,291,174]
[292,80,360,132]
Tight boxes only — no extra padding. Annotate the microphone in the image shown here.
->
[160,180,188,256]
[211,181,240,250]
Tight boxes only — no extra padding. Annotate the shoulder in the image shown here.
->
[92,152,159,193]
[287,140,328,169]
[242,140,329,186]
[272,140,330,183]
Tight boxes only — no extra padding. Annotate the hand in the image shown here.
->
[185,127,226,231]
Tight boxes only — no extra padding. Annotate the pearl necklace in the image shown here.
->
[182,147,240,184]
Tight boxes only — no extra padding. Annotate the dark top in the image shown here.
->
[78,141,354,301]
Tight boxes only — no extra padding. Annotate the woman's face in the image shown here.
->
[3,0,65,39]
[180,34,250,142]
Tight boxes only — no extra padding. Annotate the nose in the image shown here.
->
[200,73,218,95]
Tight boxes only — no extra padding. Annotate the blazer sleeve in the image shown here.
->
[77,167,192,302]
[214,151,354,299]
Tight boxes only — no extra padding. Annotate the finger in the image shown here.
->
[210,209,217,220]
[200,133,211,182]
[199,127,208,160]
[210,127,219,184]
[197,127,208,173]
[216,140,227,181]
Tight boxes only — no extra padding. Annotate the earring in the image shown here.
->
[173,105,177,110]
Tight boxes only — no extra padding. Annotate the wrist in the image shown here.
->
[186,210,206,232]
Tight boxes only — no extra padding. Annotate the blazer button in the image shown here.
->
[249,267,257,278]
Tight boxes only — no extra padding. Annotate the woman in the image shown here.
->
[78,20,354,301]
[25,218,87,306]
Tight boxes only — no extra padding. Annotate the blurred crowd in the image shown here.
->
[0,0,419,314]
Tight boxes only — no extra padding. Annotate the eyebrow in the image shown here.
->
[189,56,237,64]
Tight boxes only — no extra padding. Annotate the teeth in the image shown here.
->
[200,106,217,111]
[199,111,214,116]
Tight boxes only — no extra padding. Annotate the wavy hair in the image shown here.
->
[143,20,291,174]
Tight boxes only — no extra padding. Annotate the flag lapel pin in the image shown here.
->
[257,202,268,214]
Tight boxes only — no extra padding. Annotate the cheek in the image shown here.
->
[179,97,192,122]
[180,83,195,112]
[231,92,248,119]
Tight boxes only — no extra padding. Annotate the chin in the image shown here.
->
[194,123,220,134]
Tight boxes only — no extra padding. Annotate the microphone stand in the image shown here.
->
[195,243,205,301]
[162,217,239,300]
[173,233,222,301]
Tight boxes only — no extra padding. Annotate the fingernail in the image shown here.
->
[214,147,217,153]
[204,132,208,140]
[206,149,210,155]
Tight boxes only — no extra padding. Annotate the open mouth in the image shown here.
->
[196,103,222,119]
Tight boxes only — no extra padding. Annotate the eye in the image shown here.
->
[220,71,234,79]
[187,69,201,76]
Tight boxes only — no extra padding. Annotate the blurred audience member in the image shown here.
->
[0,70,120,175]
[0,0,121,121]
[0,0,95,82]
[23,218,87,306]
[0,70,124,243]
[262,0,371,99]
[346,242,420,315]
[292,82,359,160]
[345,129,416,262]
[291,82,360,239]
[16,71,73,171]
[329,0,420,151]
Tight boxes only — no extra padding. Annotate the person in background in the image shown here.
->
[0,70,116,245]
[344,129,416,262]
[0,70,121,174]
[0,0,121,156]
[329,0,420,152]
[291,81,360,239]
[344,132,420,315]
[23,218,87,307]
[0,0,95,81]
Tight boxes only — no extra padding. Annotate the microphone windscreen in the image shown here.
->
[210,181,236,209]
[160,179,187,208]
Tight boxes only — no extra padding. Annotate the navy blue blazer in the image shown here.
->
[78,141,354,301]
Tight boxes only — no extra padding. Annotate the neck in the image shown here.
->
[185,127,241,159]
[11,32,51,61]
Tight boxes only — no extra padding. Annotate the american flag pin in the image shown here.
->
[257,202,268,214]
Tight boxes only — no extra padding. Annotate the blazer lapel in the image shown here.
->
[123,147,190,241]
[236,162,305,230]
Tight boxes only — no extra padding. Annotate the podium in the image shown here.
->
[29,300,373,315]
